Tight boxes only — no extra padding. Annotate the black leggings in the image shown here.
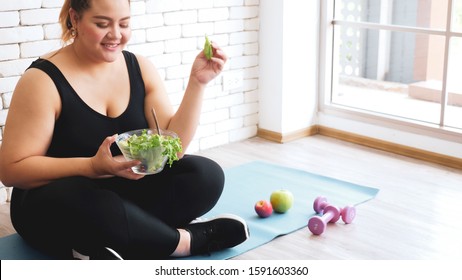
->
[10,155,224,259]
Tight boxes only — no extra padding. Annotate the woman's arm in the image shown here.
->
[137,42,227,155]
[0,69,142,189]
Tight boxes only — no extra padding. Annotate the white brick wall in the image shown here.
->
[0,0,260,164]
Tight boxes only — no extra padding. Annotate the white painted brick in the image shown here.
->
[245,89,259,103]
[0,109,9,126]
[214,0,244,7]
[223,44,244,58]
[229,55,258,69]
[195,123,216,138]
[44,23,62,40]
[164,37,197,53]
[0,58,34,77]
[166,64,192,80]
[42,0,64,8]
[244,66,259,79]
[198,8,229,22]
[206,34,229,47]
[127,41,164,57]
[20,40,61,58]
[229,125,257,142]
[242,78,258,91]
[215,92,244,109]
[20,8,61,25]
[163,79,184,93]
[204,84,225,99]
[244,113,259,126]
[146,0,182,13]
[181,50,201,65]
[245,0,260,6]
[0,187,6,204]
[181,78,190,90]
[185,139,199,154]
[0,95,3,108]
[214,19,244,33]
[182,0,214,10]
[150,53,182,68]
[0,76,20,93]
[0,0,41,12]
[230,6,259,19]
[2,92,13,108]
[216,117,243,133]
[200,132,229,150]
[164,10,197,25]
[167,91,184,107]
[6,186,12,202]
[156,68,166,80]
[146,25,182,42]
[200,108,229,125]
[243,42,258,55]
[201,98,217,113]
[0,11,20,28]
[130,14,163,30]
[230,31,258,44]
[0,26,44,45]
[0,44,20,61]
[230,102,258,118]
[182,23,214,38]
[209,74,222,87]
[130,1,146,15]
[244,18,259,30]
[129,29,147,44]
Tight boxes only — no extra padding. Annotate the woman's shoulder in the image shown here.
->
[125,52,164,92]
[40,48,63,60]
[18,49,66,93]
[127,51,150,67]
[127,51,158,74]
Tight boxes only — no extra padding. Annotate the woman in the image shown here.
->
[0,0,249,259]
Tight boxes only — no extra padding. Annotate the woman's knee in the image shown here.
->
[179,155,225,194]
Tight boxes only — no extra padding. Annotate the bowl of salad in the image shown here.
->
[116,129,182,175]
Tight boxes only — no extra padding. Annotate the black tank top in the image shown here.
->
[28,51,149,158]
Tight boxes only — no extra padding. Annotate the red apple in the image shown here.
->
[270,189,294,213]
[254,200,273,218]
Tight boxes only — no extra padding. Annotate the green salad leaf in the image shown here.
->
[204,35,213,60]
[118,129,182,168]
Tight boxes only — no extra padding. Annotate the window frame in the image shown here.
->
[318,0,462,142]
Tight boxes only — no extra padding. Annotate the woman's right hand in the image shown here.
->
[90,135,145,180]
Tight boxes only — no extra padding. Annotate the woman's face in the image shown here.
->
[72,0,131,62]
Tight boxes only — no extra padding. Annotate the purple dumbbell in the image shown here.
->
[308,205,340,235]
[313,196,356,224]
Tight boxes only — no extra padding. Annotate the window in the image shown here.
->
[321,0,462,133]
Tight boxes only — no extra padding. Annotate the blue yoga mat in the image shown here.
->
[0,161,379,260]
[184,161,379,260]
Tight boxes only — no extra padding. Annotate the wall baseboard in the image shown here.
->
[258,125,462,170]
[257,126,318,143]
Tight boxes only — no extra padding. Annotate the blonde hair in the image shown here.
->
[58,0,91,43]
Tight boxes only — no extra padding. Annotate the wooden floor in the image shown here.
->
[1,135,462,259]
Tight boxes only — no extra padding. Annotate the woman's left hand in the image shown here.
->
[190,41,228,85]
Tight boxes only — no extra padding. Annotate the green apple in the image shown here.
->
[270,189,294,213]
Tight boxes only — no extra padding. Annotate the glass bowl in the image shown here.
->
[116,129,178,175]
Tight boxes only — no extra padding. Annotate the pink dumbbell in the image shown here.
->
[339,206,356,224]
[313,196,329,214]
[312,196,356,224]
[308,205,340,235]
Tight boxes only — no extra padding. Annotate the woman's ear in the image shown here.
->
[69,8,79,27]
